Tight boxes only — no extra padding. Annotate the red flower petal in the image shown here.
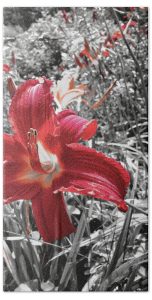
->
[130,20,137,27]
[102,50,110,57]
[121,24,127,31]
[4,133,26,161]
[79,48,94,62]
[3,64,11,73]
[57,109,97,143]
[84,38,91,52]
[112,31,122,41]
[121,21,137,31]
[32,188,75,242]
[62,9,69,23]
[4,134,40,203]
[9,78,53,145]
[7,78,17,98]
[37,111,61,155]
[54,143,130,211]
[130,7,135,11]
[74,55,85,68]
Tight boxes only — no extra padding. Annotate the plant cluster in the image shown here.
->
[3,7,148,292]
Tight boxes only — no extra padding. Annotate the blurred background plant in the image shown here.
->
[3,7,148,291]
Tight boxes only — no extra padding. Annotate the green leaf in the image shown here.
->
[41,281,55,291]
[99,253,148,291]
[3,240,20,285]
[15,283,32,292]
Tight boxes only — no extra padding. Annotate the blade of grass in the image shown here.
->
[13,202,42,280]
[18,253,30,282]
[105,142,148,165]
[101,160,139,280]
[100,253,148,291]
[103,206,133,279]
[58,210,86,291]
[3,240,20,285]
[126,200,148,216]
[90,79,117,110]
[124,265,139,291]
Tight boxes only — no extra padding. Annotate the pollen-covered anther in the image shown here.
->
[27,128,38,146]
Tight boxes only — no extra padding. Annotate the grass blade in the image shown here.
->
[58,210,86,290]
[100,253,148,291]
[3,240,20,286]
[101,161,139,280]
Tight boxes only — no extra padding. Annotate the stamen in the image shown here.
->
[27,131,31,142]
[33,129,37,144]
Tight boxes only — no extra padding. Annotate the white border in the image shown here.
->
[0,1,151,299]
[1,0,152,7]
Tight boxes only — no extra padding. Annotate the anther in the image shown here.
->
[27,128,38,144]
[34,129,37,136]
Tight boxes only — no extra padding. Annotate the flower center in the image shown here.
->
[27,128,57,175]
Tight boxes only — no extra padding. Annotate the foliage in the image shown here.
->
[3,7,148,291]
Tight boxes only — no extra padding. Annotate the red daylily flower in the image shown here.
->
[4,78,130,242]
[75,39,99,68]
[104,20,138,50]
[79,43,99,64]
